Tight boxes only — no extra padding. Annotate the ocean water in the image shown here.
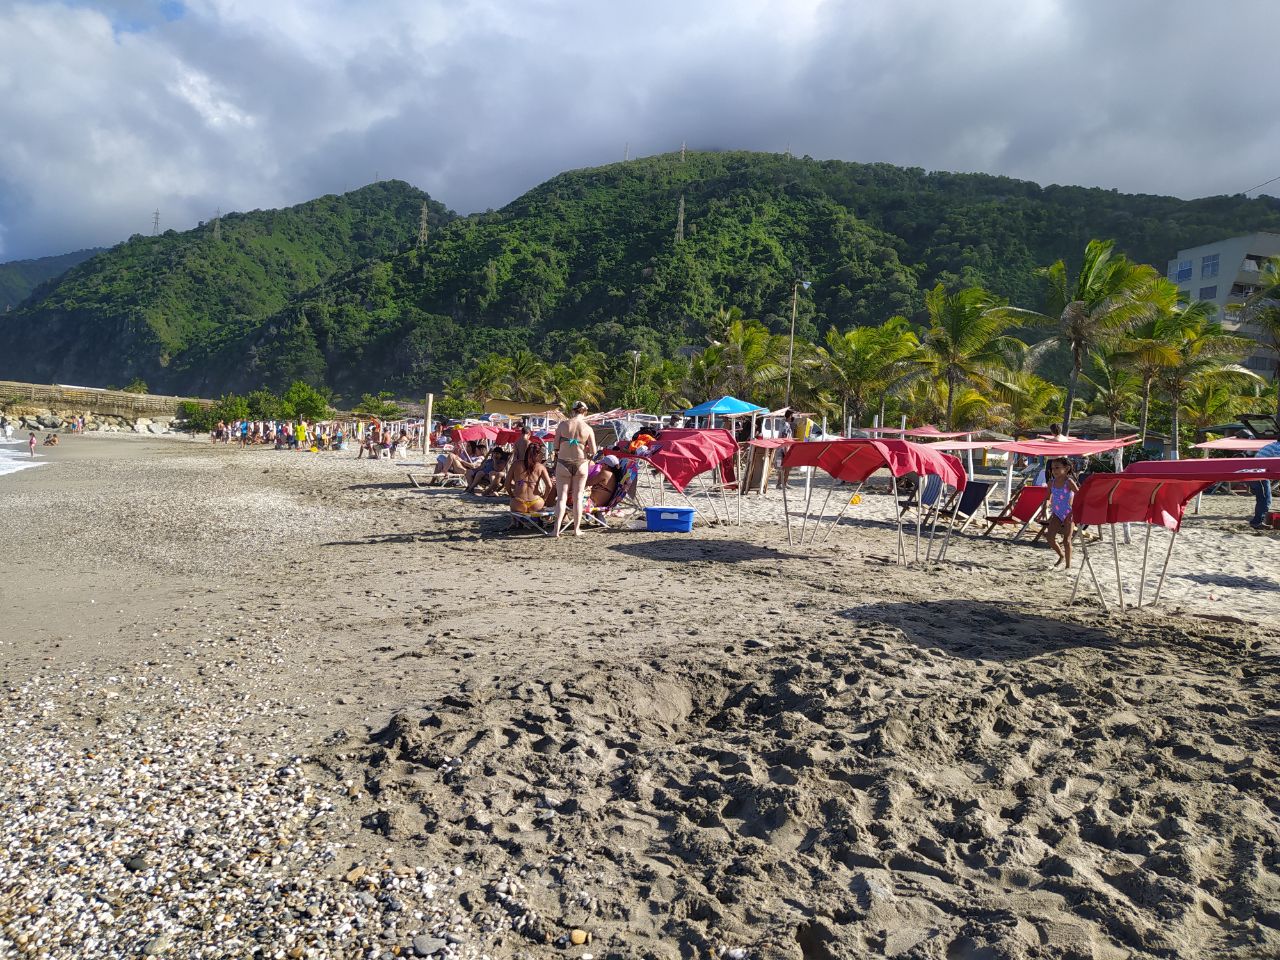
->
[0,439,43,477]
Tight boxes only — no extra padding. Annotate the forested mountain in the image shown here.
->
[242,152,1280,398]
[0,248,105,311]
[0,181,452,392]
[4,151,1280,399]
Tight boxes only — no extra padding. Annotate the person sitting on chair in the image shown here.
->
[507,440,552,514]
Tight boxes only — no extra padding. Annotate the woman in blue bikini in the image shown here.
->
[1045,456,1079,569]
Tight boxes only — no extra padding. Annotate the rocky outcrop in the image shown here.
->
[0,406,187,436]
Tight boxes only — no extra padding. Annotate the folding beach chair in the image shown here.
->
[982,484,1048,540]
[940,479,995,535]
[898,473,944,518]
[582,460,642,530]
[408,470,463,489]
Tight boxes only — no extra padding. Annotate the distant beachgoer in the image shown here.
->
[28,432,37,458]
[1044,457,1079,568]
[775,409,795,490]
[553,401,598,537]
[1250,438,1280,529]
[1,416,11,441]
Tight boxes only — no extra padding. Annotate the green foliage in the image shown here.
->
[354,391,405,419]
[0,248,104,310]
[121,377,149,394]
[280,380,331,421]
[0,182,452,395]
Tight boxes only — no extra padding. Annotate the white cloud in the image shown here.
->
[2,0,1279,260]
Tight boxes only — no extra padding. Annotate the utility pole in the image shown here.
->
[151,210,160,235]
[631,351,642,407]
[785,279,811,408]
[212,207,221,242]
[417,201,430,248]
[674,195,685,244]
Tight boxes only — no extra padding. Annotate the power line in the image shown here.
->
[1242,173,1280,195]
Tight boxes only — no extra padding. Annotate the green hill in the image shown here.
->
[240,152,1280,398]
[0,181,452,392]
[0,248,105,311]
[6,152,1280,399]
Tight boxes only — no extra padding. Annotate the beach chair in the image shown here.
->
[939,479,995,535]
[898,473,944,518]
[582,460,641,530]
[982,484,1048,540]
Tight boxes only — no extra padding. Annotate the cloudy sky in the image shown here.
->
[2,0,1278,261]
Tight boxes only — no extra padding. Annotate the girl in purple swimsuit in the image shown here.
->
[1045,457,1080,569]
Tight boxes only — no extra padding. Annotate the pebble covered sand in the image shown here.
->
[1,436,1277,959]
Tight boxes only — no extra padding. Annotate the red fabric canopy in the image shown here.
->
[1073,475,1212,531]
[1123,457,1280,481]
[783,439,967,490]
[748,437,792,450]
[1193,437,1272,451]
[641,428,739,493]
[994,436,1138,457]
[493,427,524,446]
[451,424,501,444]
[921,440,999,451]
[904,425,970,438]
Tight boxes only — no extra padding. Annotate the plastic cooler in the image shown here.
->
[645,506,695,532]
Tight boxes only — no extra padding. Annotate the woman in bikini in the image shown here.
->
[553,401,598,537]
[1044,456,1079,569]
[507,440,553,516]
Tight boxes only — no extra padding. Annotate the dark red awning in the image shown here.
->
[783,439,967,490]
[1123,456,1280,481]
[1073,475,1212,531]
[642,428,739,493]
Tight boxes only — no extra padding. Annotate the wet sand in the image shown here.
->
[1,437,1277,959]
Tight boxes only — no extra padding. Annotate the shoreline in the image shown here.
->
[1,439,1277,959]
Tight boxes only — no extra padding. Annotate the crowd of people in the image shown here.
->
[431,402,633,537]
[210,418,423,458]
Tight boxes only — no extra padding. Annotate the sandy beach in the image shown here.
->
[1,436,1277,959]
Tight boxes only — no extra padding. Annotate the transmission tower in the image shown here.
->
[212,207,221,242]
[680,141,686,162]
[674,194,685,244]
[151,209,160,235]
[623,141,630,162]
[417,201,430,248]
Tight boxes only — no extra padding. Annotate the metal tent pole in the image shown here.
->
[820,482,863,543]
[925,490,945,562]
[914,491,923,564]
[1110,523,1125,612]
[1069,545,1088,605]
[797,472,817,544]
[891,475,906,565]
[782,475,794,545]
[1003,455,1015,508]
[808,473,839,545]
[1137,521,1154,608]
[1152,529,1180,606]
[1078,539,1109,611]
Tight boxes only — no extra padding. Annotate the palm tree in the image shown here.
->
[989,370,1061,437]
[919,284,1022,429]
[1081,350,1141,436]
[816,316,922,428]
[1226,255,1280,419]
[1158,312,1261,457]
[711,317,787,405]
[467,354,512,406]
[1000,239,1172,434]
[504,349,549,402]
[1112,285,1204,444]
[1180,381,1243,453]
[544,354,604,408]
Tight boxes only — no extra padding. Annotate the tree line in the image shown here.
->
[439,240,1280,457]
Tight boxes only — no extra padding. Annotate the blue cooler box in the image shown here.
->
[645,506,695,532]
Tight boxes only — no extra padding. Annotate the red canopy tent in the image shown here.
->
[1068,473,1217,612]
[903,425,971,439]
[640,428,739,493]
[1122,456,1280,481]
[450,424,502,444]
[1193,437,1271,452]
[779,439,967,560]
[993,436,1139,457]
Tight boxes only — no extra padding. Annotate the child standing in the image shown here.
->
[1045,457,1079,569]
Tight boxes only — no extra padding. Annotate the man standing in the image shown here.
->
[1251,437,1280,529]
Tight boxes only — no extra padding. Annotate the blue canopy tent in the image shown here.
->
[685,396,767,421]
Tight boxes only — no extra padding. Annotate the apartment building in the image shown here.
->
[1166,232,1280,376]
